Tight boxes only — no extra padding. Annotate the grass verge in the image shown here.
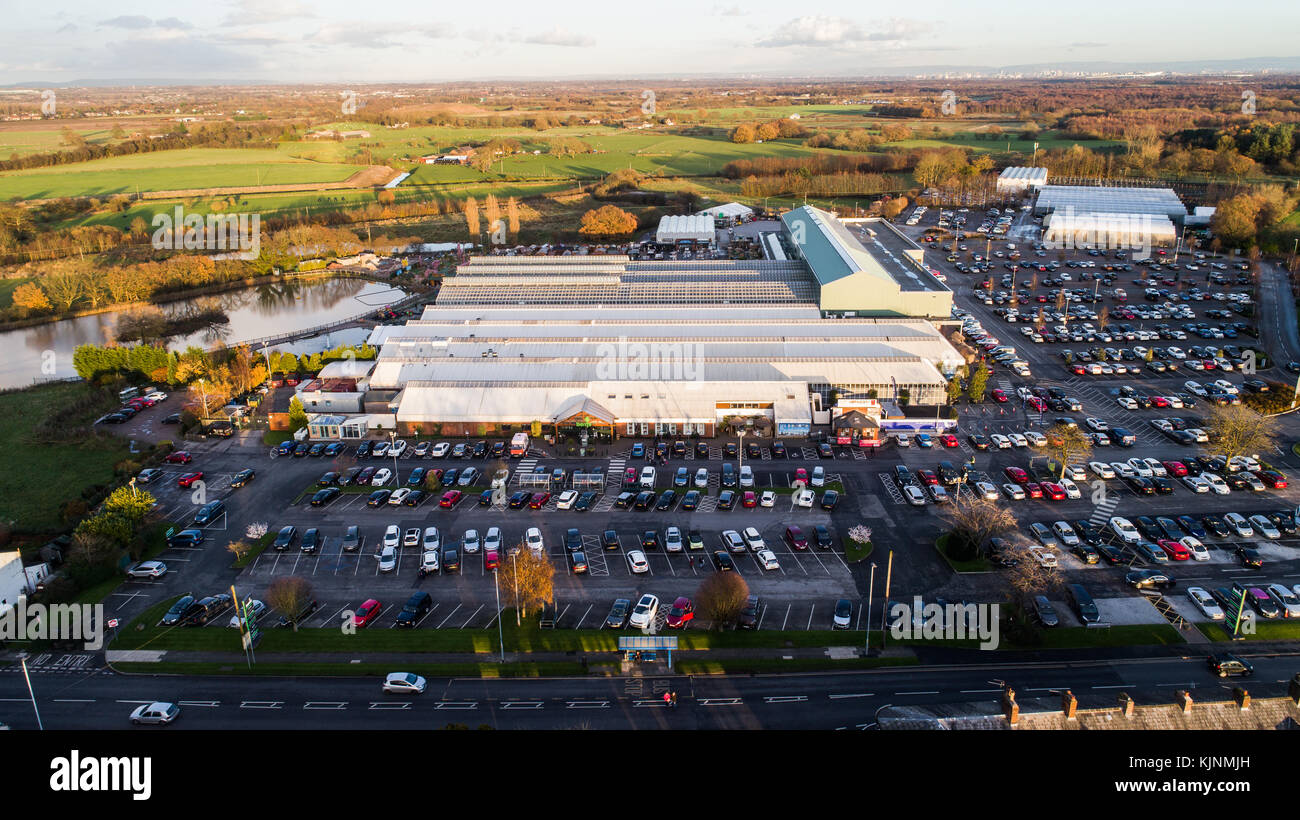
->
[1196,619,1300,642]
[933,533,992,573]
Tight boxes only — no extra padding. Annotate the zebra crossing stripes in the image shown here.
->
[516,457,538,473]
[1088,495,1120,526]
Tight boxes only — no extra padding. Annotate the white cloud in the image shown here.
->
[221,0,315,27]
[758,16,932,48]
[523,28,595,47]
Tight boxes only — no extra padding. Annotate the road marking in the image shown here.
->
[240,701,283,709]
[698,697,742,706]
[827,693,874,700]
[501,701,545,709]
[304,702,348,709]
[633,699,669,708]
[1091,684,1128,689]
[52,698,96,703]
[959,689,1003,694]
[368,702,411,710]
[176,700,218,707]
[894,691,939,696]
[566,700,609,709]
[435,701,479,710]
[763,695,807,703]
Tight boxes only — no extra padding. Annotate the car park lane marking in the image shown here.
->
[368,702,411,710]
[827,693,874,700]
[699,698,742,707]
[459,605,484,628]
[303,701,348,709]
[893,691,939,696]
[435,701,479,710]
[574,604,593,629]
[566,700,609,709]
[780,604,791,630]
[501,701,545,709]
[433,603,462,629]
[806,606,815,630]
[763,696,808,703]
[240,701,283,709]
[633,699,670,708]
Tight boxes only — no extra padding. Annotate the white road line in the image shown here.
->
[368,702,411,710]
[959,689,1003,694]
[633,699,669,708]
[436,604,462,628]
[763,696,808,703]
[435,701,479,710]
[460,605,484,629]
[1091,684,1128,689]
[566,700,609,709]
[304,702,348,709]
[239,701,283,709]
[52,698,96,703]
[894,691,939,696]
[501,701,545,709]
[827,693,874,700]
[176,700,218,707]
[698,698,742,706]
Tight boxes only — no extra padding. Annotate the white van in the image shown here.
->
[639,466,656,489]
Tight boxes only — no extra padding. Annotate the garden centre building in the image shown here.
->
[364,207,961,440]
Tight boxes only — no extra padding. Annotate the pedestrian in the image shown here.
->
[663,691,671,706]
[671,692,678,707]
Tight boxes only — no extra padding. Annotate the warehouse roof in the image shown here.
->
[996,166,1049,185]
[1035,185,1187,219]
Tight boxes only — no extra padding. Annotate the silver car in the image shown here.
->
[130,702,180,725]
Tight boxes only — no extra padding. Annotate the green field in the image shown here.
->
[0,127,129,159]
[0,382,130,532]
[0,146,362,199]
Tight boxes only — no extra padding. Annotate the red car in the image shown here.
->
[1026,397,1046,412]
[1003,466,1029,484]
[991,389,1009,403]
[1162,460,1188,477]
[741,491,757,508]
[163,451,192,464]
[354,599,382,628]
[439,490,463,508]
[1150,396,1169,408]
[794,468,809,483]
[1042,482,1066,501]
[528,492,551,509]
[918,469,939,486]
[1071,364,1087,375]
[1024,482,1043,499]
[177,471,204,488]
[665,597,694,629]
[1255,470,1288,489]
[939,434,959,448]
[484,550,500,571]
[1157,539,1191,561]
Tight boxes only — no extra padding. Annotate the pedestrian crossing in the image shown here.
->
[1088,494,1120,526]
[516,457,538,473]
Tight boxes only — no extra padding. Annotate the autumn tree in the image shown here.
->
[497,548,555,618]
[464,197,480,238]
[967,366,989,402]
[506,196,520,234]
[940,498,1017,562]
[579,205,637,236]
[730,123,756,144]
[1205,404,1278,461]
[227,539,255,563]
[1044,423,1092,477]
[694,571,750,629]
[11,282,51,315]
[287,395,308,432]
[484,194,501,236]
[266,576,314,632]
[755,121,779,141]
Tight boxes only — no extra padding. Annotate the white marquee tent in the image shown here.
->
[656,213,715,243]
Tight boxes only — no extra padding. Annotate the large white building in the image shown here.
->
[996,166,1048,194]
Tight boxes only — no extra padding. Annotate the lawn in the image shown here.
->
[1196,619,1300,642]
[0,382,130,533]
[0,147,361,199]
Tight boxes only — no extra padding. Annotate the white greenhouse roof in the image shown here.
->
[656,213,716,243]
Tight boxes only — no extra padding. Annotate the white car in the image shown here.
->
[1027,546,1058,568]
[794,489,815,507]
[388,487,412,505]
[757,549,780,571]
[1110,516,1140,544]
[1163,395,1184,408]
[903,485,927,505]
[383,525,400,549]
[810,466,825,487]
[525,527,545,556]
[627,550,649,574]
[742,527,766,552]
[1059,478,1081,499]
[1248,515,1280,539]
[463,529,480,553]
[665,526,684,553]
[1089,461,1116,479]
[422,526,441,551]
[484,527,502,554]
[371,468,392,486]
[629,594,659,629]
[227,600,265,628]
[129,702,180,725]
[1181,475,1210,493]
[420,549,439,574]
[1214,380,1239,395]
[1184,381,1208,397]
[1110,462,1137,479]
[430,442,450,458]
[389,440,408,458]
[739,465,754,487]
[990,434,1011,449]
[1266,584,1300,618]
[556,490,579,510]
[403,528,421,548]
[1052,521,1080,547]
[895,434,911,447]
[1025,431,1047,448]
[976,481,1000,501]
[1142,458,1167,477]
[760,490,776,507]
[1126,458,1153,478]
[1116,397,1138,410]
[1223,512,1253,538]
[1001,483,1026,501]
[126,560,167,579]
[1179,537,1210,561]
[382,672,426,694]
[694,468,709,488]
[1187,588,1225,621]
[1203,473,1230,495]
[1229,455,1260,472]
[1063,464,1087,481]
[1008,433,1029,448]
[1085,417,1108,432]
[1186,428,1209,443]
[378,545,398,572]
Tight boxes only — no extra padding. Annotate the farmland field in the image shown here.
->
[0,146,362,199]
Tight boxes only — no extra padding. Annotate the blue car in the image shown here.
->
[1176,515,1206,539]
[631,443,645,458]
[324,442,344,456]
[276,440,295,456]
[916,433,933,448]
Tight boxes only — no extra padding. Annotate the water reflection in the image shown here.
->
[4,277,407,389]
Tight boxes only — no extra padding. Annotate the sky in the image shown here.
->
[1,0,1298,83]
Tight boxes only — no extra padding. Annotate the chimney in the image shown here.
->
[1289,674,1300,706]
[1175,690,1193,715]
[1003,688,1019,726]
[1118,692,1135,718]
[1061,689,1077,719]
[1233,687,1251,711]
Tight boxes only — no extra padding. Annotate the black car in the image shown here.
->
[575,491,597,511]
[407,467,426,487]
[717,490,736,510]
[1134,516,1163,541]
[184,594,232,626]
[318,472,340,486]
[230,468,255,488]
[746,441,761,458]
[1071,519,1103,546]
[564,528,583,552]
[272,526,297,550]
[695,441,710,459]
[1151,476,1175,495]
[490,442,506,458]
[1126,569,1175,590]
[968,434,991,451]
[443,468,459,486]
[167,529,204,548]
[301,528,321,553]
[442,545,460,573]
[655,490,677,511]
[367,489,391,507]
[1201,514,1229,538]
[601,530,620,551]
[355,441,372,458]
[641,530,662,550]
[818,443,834,459]
[813,525,833,550]
[712,551,736,571]
[1235,546,1263,568]
[161,595,197,626]
[771,441,786,458]
[820,490,839,510]
[395,591,432,627]
[1096,544,1126,565]
[404,489,427,507]
[193,500,225,525]
[161,412,182,425]
[605,598,631,629]
[276,598,320,629]
[680,490,700,511]
[1206,654,1254,678]
[311,487,341,507]
[1124,477,1156,496]
[737,595,761,629]
[478,489,494,507]
[674,440,688,458]
[508,491,530,509]
[473,441,488,458]
[613,492,636,510]
[308,442,325,457]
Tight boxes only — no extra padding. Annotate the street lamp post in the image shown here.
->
[866,562,877,653]
[737,429,745,480]
[493,561,504,663]
[879,550,894,651]
[513,552,520,626]
[389,430,398,480]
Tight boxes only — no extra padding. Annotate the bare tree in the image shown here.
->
[1003,542,1064,608]
[498,548,555,618]
[227,539,255,563]
[694,572,750,629]
[1205,404,1278,461]
[940,498,1018,561]
[265,576,314,632]
[1045,423,1093,478]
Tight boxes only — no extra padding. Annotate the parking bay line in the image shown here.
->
[460,605,485,629]
[501,701,545,709]
[368,702,411,710]
[240,701,283,709]
[566,700,610,709]
[827,693,874,700]
[763,696,808,703]
[435,701,479,710]
[304,702,348,709]
[436,604,462,628]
